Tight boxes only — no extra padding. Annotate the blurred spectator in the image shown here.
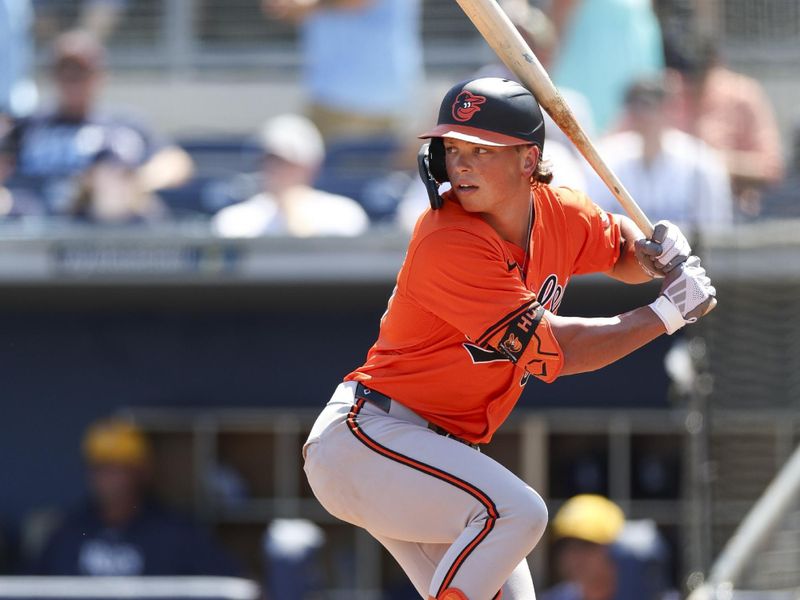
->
[0,0,38,118]
[476,1,596,152]
[665,35,784,219]
[34,0,128,41]
[552,0,664,133]
[33,418,240,576]
[761,122,800,220]
[213,114,369,237]
[263,519,325,600]
[261,0,423,145]
[542,495,672,600]
[0,30,193,223]
[588,78,733,232]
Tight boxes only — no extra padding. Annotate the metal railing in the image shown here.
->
[0,576,259,599]
[687,444,800,599]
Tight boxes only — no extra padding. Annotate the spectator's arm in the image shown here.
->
[549,0,580,37]
[262,0,372,22]
[79,0,128,41]
[726,85,784,184]
[136,145,193,193]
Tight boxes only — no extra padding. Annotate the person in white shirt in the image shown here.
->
[587,78,733,234]
[213,114,369,238]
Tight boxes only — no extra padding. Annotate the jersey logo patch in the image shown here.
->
[452,91,486,122]
[503,333,522,354]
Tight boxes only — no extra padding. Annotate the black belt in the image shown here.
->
[355,383,480,450]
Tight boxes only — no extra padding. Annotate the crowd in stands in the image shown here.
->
[0,0,796,235]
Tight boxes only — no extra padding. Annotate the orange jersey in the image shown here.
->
[346,184,621,444]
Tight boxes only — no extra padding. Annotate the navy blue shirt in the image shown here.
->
[35,501,240,577]
[1,109,161,213]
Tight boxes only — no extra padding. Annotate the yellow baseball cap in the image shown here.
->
[552,494,625,544]
[82,419,151,467]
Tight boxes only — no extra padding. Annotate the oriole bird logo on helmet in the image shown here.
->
[452,91,486,122]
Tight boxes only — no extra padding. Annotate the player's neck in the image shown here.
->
[481,188,533,248]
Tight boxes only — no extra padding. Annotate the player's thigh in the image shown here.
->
[308,409,544,543]
[372,533,536,600]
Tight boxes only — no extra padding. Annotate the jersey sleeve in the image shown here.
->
[557,187,622,275]
[405,227,564,382]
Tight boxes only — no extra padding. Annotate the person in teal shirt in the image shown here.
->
[553,0,664,133]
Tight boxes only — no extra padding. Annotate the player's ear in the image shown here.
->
[520,144,540,180]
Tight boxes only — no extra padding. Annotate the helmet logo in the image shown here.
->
[452,91,486,122]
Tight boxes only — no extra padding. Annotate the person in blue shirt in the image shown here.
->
[34,419,240,577]
[262,0,423,144]
[553,0,664,133]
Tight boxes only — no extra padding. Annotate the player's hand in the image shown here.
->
[634,220,691,278]
[649,256,717,334]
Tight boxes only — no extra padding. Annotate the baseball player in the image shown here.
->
[303,78,715,600]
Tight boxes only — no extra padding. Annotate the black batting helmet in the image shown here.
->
[417,77,545,209]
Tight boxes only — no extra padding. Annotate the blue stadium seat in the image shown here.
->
[314,136,406,223]
[160,137,262,216]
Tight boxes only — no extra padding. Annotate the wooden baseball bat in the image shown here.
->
[455,0,654,236]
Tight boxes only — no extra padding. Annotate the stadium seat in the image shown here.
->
[314,136,406,223]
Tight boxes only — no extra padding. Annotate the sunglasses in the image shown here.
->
[53,62,98,82]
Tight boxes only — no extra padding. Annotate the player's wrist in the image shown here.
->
[649,295,686,335]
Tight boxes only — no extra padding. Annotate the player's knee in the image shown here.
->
[511,487,548,544]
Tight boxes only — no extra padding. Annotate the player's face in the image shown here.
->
[444,138,535,215]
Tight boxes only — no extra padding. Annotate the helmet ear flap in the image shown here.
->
[428,137,448,183]
[417,138,450,210]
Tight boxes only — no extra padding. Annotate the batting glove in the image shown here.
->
[649,256,717,334]
[635,220,692,278]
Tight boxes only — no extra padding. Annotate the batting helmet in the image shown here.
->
[417,77,546,209]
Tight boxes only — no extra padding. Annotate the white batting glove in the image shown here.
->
[635,220,691,278]
[649,256,717,334]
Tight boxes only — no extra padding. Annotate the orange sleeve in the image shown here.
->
[406,228,564,382]
[557,187,622,276]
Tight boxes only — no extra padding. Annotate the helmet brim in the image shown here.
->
[418,124,534,147]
